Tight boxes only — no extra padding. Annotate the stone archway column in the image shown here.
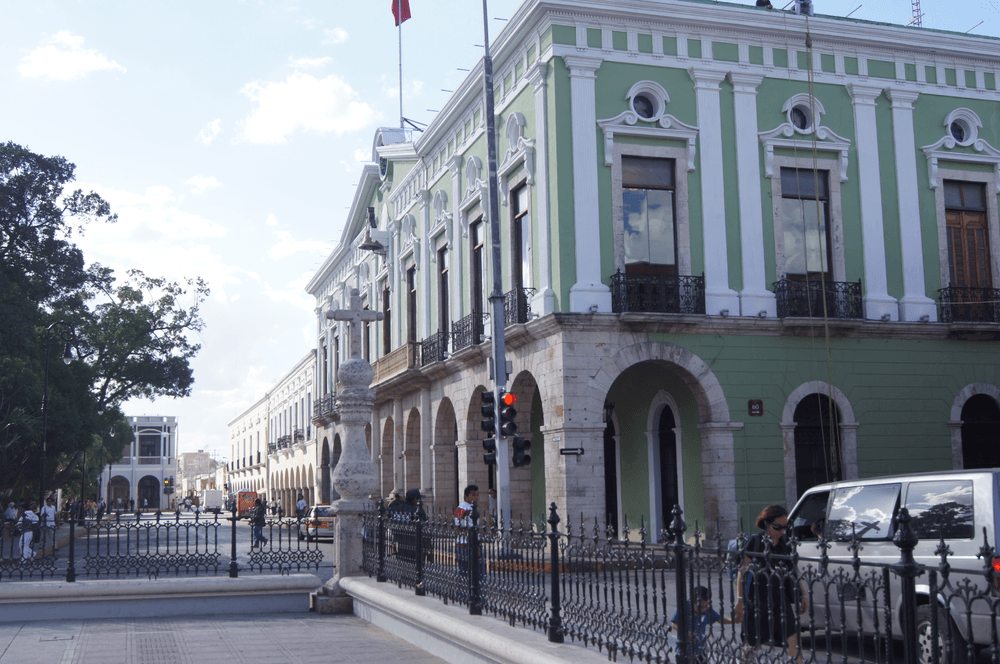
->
[781,423,798,509]
[541,423,606,525]
[949,419,964,470]
[697,422,742,540]
[392,399,404,496]
[420,390,433,499]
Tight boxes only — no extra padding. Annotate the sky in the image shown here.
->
[2,0,998,462]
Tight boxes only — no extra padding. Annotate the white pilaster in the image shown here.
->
[418,191,432,338]
[689,68,739,315]
[886,88,938,321]
[729,72,776,318]
[528,61,556,316]
[563,54,612,313]
[392,399,403,496]
[419,389,432,498]
[847,83,898,320]
[446,156,463,323]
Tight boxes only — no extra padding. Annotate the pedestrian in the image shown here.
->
[734,504,808,662]
[129,498,134,512]
[296,494,307,519]
[670,585,732,661]
[389,489,422,563]
[487,487,497,527]
[277,502,284,519]
[142,498,148,511]
[454,484,480,576]
[249,498,268,548]
[3,502,18,557]
[16,501,40,562]
[39,497,59,551]
[387,492,403,509]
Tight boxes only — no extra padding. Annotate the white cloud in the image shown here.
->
[322,27,348,44]
[268,228,332,261]
[239,71,379,144]
[288,56,332,69]
[186,176,221,195]
[265,214,279,227]
[199,119,222,144]
[380,75,424,100]
[18,31,126,81]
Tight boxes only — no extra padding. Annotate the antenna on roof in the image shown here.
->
[910,0,923,26]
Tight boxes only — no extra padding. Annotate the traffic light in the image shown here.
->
[512,436,531,467]
[499,391,517,437]
[483,437,497,466]
[164,477,171,488]
[481,391,496,434]
[482,391,497,465]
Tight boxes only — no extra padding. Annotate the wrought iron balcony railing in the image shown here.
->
[276,434,292,450]
[421,330,448,367]
[293,428,305,443]
[452,312,487,352]
[773,278,863,319]
[939,286,1000,323]
[313,394,335,419]
[502,287,535,327]
[610,270,706,314]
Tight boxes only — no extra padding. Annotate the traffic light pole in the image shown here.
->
[481,0,512,530]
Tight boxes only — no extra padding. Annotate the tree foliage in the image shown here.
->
[0,141,209,500]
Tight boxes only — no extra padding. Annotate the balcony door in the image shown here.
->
[781,168,831,282]
[622,156,676,277]
[945,180,991,289]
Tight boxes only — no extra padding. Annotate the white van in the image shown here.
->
[789,469,1000,664]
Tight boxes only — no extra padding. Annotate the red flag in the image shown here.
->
[392,0,411,26]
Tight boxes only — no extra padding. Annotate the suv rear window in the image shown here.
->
[312,507,333,518]
[827,483,900,541]
[905,480,975,540]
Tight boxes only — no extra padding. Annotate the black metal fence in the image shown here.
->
[0,510,325,582]
[503,287,535,327]
[362,502,1000,664]
[452,312,486,352]
[939,286,1000,324]
[610,270,706,315]
[421,330,449,366]
[774,278,863,319]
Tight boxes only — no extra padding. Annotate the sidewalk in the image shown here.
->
[0,613,446,664]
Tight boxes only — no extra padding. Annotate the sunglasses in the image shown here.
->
[769,522,788,531]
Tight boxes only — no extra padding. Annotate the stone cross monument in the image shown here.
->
[315,288,383,613]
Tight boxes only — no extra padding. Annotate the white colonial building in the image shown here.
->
[101,416,178,510]
[227,351,319,512]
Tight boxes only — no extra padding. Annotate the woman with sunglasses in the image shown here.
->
[734,504,808,661]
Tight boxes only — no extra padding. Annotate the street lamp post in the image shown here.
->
[40,321,75,508]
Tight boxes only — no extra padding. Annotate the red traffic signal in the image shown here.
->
[502,392,517,407]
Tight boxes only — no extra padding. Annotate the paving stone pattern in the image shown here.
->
[0,614,446,664]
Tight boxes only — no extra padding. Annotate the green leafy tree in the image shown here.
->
[0,141,208,500]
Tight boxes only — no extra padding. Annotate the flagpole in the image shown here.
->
[398,21,403,129]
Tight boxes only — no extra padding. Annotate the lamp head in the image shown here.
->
[61,343,73,365]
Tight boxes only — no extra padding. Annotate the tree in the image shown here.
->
[0,142,208,499]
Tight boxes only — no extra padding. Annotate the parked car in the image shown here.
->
[298,505,334,541]
[789,468,1000,663]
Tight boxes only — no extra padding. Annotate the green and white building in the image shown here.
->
[303,0,1000,538]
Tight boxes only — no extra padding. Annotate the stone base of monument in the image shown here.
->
[311,586,353,614]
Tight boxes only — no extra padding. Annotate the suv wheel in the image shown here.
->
[916,604,970,664]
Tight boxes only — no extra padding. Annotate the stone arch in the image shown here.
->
[321,437,331,504]
[645,389,684,540]
[404,408,421,493]
[781,381,859,508]
[463,386,493,503]
[950,382,1000,469]
[432,398,459,516]
[509,371,542,521]
[108,475,130,506]
[588,341,741,537]
[381,417,395,499]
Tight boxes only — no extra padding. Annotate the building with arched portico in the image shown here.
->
[232,0,1000,539]
[100,416,178,511]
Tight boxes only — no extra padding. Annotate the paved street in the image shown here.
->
[0,613,446,664]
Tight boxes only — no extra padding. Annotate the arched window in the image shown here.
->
[793,394,843,496]
[657,407,680,527]
[961,394,1000,469]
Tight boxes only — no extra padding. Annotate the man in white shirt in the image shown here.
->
[17,501,40,561]
[454,485,480,576]
[38,497,59,551]
[296,495,307,519]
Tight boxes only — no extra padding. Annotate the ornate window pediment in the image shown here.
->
[922,108,1000,193]
[597,81,698,171]
[498,112,536,206]
[759,94,850,183]
[461,156,489,236]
